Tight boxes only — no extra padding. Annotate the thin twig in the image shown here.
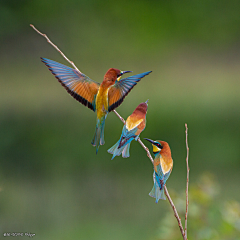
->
[113,110,125,124]
[137,138,154,164]
[185,123,190,238]
[30,24,81,73]
[31,24,188,240]
[164,186,187,240]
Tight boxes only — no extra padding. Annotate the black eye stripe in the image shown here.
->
[155,142,162,149]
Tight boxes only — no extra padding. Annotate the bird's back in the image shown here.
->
[125,103,147,132]
[126,115,144,131]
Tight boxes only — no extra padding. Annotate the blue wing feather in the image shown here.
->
[122,125,138,138]
[108,71,152,112]
[118,125,138,148]
[107,124,139,159]
[41,58,99,111]
[155,162,171,187]
[117,71,152,96]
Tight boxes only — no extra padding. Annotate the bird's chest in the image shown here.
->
[96,87,109,117]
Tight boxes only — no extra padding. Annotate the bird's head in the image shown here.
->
[103,68,132,87]
[134,99,149,115]
[144,138,172,157]
[144,138,163,155]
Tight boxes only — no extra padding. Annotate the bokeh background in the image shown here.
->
[0,0,240,239]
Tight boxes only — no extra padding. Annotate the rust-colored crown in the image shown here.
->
[102,68,121,86]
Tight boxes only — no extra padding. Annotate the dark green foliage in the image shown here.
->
[157,173,240,240]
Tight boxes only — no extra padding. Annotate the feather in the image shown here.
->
[108,71,151,112]
[41,58,99,111]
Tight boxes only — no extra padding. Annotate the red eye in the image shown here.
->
[157,143,162,149]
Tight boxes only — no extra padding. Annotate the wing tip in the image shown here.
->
[41,57,96,112]
[40,57,54,70]
[40,57,66,78]
[141,70,152,77]
[40,57,48,64]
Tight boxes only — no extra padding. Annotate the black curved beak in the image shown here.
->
[121,70,132,75]
[144,138,156,145]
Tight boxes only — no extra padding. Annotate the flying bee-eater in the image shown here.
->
[41,58,152,153]
[108,100,148,159]
[144,138,173,203]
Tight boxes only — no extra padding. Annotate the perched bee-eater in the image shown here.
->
[108,100,148,159]
[144,138,173,203]
[41,58,151,153]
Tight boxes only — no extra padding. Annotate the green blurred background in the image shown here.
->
[0,0,240,239]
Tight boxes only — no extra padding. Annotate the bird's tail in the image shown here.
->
[91,117,106,154]
[107,141,131,160]
[149,185,166,203]
[107,140,121,160]
[149,173,166,202]
[121,143,131,158]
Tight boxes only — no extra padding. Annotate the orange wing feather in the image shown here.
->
[41,58,100,111]
[73,81,99,104]
[135,119,146,135]
[108,87,122,109]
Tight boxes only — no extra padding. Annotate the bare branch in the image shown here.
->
[137,138,154,164]
[113,110,125,124]
[30,24,81,73]
[185,123,190,238]
[164,186,187,240]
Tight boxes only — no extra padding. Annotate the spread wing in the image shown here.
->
[41,58,100,111]
[108,71,152,112]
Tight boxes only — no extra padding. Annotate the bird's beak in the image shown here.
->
[117,71,132,81]
[144,138,156,145]
[120,70,132,76]
[145,99,149,104]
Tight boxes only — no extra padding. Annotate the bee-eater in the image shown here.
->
[41,58,152,153]
[144,138,173,202]
[108,100,148,159]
